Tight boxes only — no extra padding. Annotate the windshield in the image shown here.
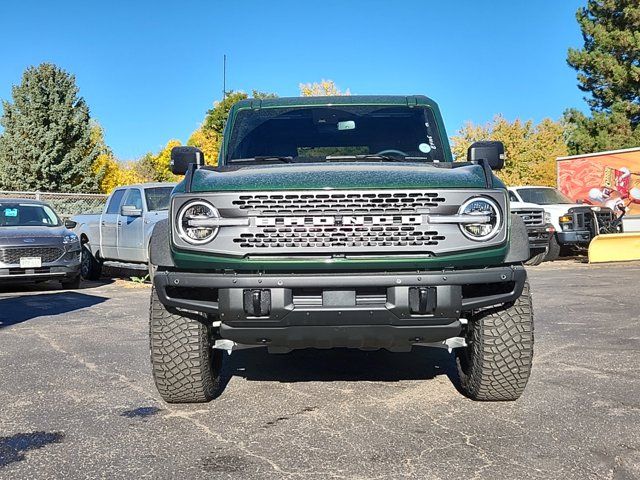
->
[0,202,61,227]
[226,105,444,164]
[144,187,173,211]
[517,188,573,205]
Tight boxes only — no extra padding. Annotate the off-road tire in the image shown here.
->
[525,251,545,266]
[543,234,561,262]
[456,282,534,401]
[149,286,223,403]
[61,274,81,289]
[81,245,102,280]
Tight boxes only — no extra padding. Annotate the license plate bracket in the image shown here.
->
[20,257,42,268]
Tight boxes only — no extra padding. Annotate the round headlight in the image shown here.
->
[177,200,219,244]
[458,197,501,240]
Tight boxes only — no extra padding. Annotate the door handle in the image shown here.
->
[101,221,106,226]
[117,221,122,226]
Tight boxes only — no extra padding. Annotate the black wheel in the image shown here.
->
[543,234,561,261]
[61,274,81,289]
[149,286,223,403]
[81,244,102,280]
[525,251,545,266]
[456,282,534,401]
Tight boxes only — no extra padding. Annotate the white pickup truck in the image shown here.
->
[507,186,618,260]
[71,183,175,279]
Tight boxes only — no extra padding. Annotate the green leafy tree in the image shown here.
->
[0,63,102,192]
[451,116,567,186]
[563,105,640,154]
[564,0,640,154]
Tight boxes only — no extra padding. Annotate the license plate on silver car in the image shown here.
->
[20,257,42,268]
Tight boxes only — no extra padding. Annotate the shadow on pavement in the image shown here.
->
[0,291,108,329]
[0,431,65,468]
[221,345,457,385]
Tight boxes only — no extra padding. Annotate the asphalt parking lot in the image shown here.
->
[1,262,639,479]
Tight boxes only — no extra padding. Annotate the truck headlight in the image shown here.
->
[177,200,219,244]
[544,211,551,224]
[458,197,501,240]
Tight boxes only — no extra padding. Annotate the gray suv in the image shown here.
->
[0,198,81,288]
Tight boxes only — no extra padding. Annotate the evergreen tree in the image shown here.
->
[567,0,640,124]
[564,1,640,154]
[0,63,101,192]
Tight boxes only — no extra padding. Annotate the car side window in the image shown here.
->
[123,188,143,210]
[508,191,518,202]
[106,189,126,214]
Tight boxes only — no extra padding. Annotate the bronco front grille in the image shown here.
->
[0,247,64,264]
[231,191,446,215]
[172,189,509,257]
[513,209,544,227]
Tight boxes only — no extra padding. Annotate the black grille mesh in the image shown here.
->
[231,191,446,215]
[0,247,64,264]
[235,224,445,249]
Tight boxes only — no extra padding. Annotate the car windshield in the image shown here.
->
[516,188,573,205]
[0,202,61,227]
[144,187,174,211]
[226,105,444,164]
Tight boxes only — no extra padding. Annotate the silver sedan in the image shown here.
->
[0,198,82,288]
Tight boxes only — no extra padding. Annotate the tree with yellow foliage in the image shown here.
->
[187,127,219,165]
[450,116,567,187]
[299,80,350,97]
[92,154,148,193]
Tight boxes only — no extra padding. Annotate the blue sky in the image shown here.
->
[0,0,587,160]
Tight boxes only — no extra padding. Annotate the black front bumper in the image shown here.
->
[0,264,80,283]
[557,230,592,245]
[154,265,527,351]
[526,225,552,254]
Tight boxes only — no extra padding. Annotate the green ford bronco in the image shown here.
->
[148,95,533,403]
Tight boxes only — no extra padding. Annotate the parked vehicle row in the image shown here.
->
[2,182,602,292]
[508,186,620,260]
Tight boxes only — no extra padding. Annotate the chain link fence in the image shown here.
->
[0,190,108,218]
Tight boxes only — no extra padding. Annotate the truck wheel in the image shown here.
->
[525,251,545,266]
[543,234,560,262]
[149,286,223,403]
[455,282,534,401]
[81,245,102,280]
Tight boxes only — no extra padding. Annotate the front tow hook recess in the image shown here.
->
[243,289,271,317]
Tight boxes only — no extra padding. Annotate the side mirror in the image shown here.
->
[121,205,142,217]
[467,141,505,170]
[64,219,77,229]
[170,146,205,175]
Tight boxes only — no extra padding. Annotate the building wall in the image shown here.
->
[557,149,640,217]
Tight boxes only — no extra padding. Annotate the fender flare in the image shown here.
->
[505,213,530,263]
[149,219,175,267]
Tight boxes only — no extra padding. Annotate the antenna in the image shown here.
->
[223,54,227,99]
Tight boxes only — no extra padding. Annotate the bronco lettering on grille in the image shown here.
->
[255,215,423,227]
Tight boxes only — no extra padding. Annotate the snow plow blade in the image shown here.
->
[588,233,640,263]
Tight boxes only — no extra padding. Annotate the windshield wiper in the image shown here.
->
[229,156,294,164]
